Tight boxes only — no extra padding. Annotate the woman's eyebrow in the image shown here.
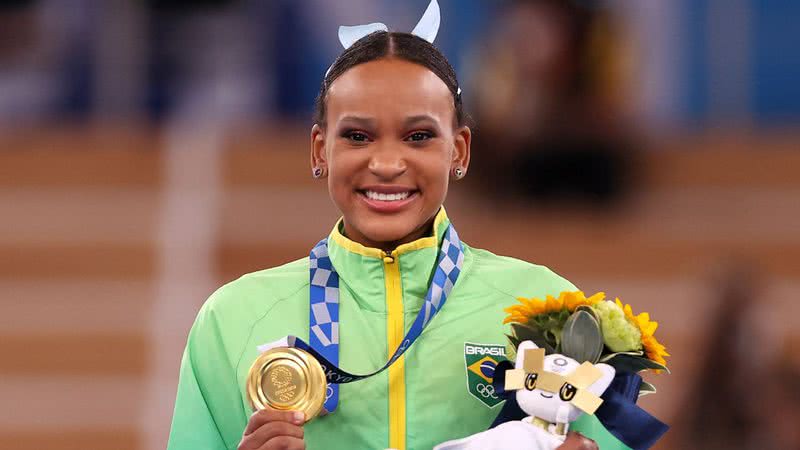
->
[403,114,439,127]
[337,115,376,128]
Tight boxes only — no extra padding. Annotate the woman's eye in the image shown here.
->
[347,132,369,142]
[342,131,369,142]
[406,131,433,142]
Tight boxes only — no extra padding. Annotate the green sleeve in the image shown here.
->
[167,300,248,450]
[571,414,633,450]
[167,347,229,450]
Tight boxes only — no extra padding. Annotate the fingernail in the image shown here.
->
[293,411,305,424]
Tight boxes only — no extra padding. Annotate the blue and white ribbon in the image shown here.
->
[292,223,464,413]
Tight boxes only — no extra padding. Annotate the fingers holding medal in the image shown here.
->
[239,409,306,450]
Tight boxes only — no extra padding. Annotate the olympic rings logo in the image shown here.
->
[326,385,334,399]
[475,383,498,399]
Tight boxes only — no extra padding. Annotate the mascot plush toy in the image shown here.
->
[434,341,616,450]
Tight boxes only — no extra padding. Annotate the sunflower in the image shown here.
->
[615,298,670,367]
[503,291,605,325]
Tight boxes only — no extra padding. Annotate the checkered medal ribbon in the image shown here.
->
[301,223,464,413]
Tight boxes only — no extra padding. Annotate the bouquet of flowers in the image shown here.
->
[434,291,670,450]
[503,291,669,395]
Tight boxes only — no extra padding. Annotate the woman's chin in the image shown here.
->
[361,227,418,248]
[342,205,439,250]
[352,217,429,249]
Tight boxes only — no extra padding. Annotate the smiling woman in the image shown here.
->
[312,49,470,250]
[166,5,626,450]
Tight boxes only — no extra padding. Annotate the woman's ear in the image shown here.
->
[451,125,471,178]
[310,124,328,178]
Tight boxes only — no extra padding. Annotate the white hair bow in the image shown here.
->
[338,0,441,49]
[325,0,441,77]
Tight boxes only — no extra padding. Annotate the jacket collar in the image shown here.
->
[326,208,451,313]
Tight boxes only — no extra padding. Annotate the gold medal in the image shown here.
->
[246,347,328,421]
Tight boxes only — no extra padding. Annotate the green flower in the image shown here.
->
[592,301,642,352]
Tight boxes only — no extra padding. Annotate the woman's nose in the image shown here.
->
[368,146,407,180]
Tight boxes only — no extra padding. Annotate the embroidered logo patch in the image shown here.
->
[464,342,507,408]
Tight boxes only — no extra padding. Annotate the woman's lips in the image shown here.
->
[358,190,419,213]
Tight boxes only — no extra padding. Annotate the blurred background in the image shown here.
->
[1,0,798,449]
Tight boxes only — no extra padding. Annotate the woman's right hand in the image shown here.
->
[556,432,598,450]
[238,409,306,450]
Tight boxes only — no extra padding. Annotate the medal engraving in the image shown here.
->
[247,347,327,421]
[264,364,303,404]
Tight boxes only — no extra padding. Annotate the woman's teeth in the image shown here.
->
[364,190,411,201]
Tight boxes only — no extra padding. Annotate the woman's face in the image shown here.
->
[312,58,470,250]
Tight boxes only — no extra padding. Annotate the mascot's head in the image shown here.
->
[512,340,615,424]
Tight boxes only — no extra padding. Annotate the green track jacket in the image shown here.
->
[168,209,629,450]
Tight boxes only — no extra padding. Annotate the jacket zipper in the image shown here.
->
[383,250,405,450]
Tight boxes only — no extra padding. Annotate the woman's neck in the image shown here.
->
[342,219,435,253]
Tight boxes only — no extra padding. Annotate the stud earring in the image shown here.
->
[312,167,323,178]
[453,167,464,179]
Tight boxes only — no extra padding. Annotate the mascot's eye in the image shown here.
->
[524,373,538,391]
[559,383,577,401]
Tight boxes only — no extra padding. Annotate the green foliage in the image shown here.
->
[510,322,557,353]
[599,350,644,362]
[603,352,670,374]
[505,334,518,361]
[530,310,570,348]
[639,381,657,397]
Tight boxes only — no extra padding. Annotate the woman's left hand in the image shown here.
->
[556,432,598,450]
